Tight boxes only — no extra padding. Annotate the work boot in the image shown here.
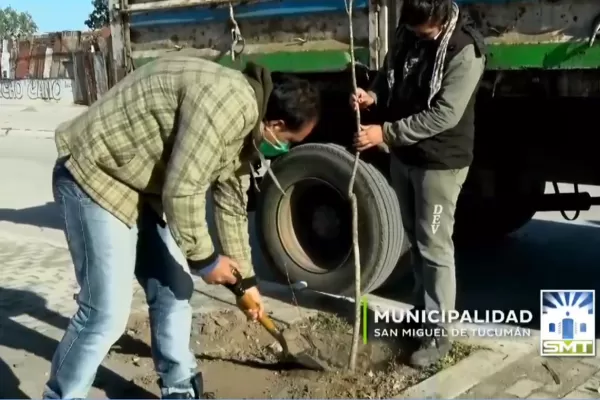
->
[161,372,205,399]
[408,335,452,369]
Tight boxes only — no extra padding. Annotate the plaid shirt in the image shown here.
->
[55,57,259,278]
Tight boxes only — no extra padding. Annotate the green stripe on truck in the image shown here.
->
[488,42,600,70]
[133,42,600,73]
[133,48,369,73]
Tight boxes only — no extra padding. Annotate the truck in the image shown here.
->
[108,0,600,296]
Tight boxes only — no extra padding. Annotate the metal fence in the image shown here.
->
[72,43,112,105]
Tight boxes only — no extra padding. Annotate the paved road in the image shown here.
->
[0,104,86,136]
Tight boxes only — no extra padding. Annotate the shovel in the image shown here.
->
[224,269,327,372]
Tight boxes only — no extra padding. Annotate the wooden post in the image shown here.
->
[109,0,127,84]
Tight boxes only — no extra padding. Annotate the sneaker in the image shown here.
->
[160,373,204,399]
[162,393,194,399]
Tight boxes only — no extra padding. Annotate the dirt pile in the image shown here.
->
[107,309,479,398]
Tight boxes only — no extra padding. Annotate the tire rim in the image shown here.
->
[276,178,352,274]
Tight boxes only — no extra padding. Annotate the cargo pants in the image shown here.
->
[390,154,469,323]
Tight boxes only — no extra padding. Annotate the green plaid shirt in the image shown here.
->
[56,56,259,278]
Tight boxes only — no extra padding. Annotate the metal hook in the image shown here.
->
[589,13,600,48]
[228,3,246,61]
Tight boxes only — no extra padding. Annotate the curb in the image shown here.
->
[398,340,534,398]
[1,128,55,139]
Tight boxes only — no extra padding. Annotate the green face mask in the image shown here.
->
[258,140,290,157]
[259,126,290,157]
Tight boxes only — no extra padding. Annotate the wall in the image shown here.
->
[0,79,75,105]
[0,28,112,105]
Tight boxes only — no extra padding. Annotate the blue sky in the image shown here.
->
[0,0,94,34]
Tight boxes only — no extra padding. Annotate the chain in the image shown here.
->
[228,3,246,62]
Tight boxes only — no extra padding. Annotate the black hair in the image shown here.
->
[399,0,452,26]
[265,73,321,132]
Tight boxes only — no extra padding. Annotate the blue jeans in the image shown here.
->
[43,160,197,399]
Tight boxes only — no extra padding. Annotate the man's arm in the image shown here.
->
[212,167,254,279]
[382,44,485,147]
[162,83,251,271]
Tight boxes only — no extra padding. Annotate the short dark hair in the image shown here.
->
[399,0,452,26]
[266,73,321,132]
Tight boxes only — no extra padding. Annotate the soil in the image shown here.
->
[105,309,479,399]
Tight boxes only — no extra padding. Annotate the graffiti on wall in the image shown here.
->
[0,79,73,102]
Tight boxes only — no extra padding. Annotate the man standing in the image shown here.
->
[352,0,486,367]
[44,57,320,399]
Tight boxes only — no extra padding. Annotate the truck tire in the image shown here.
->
[255,143,405,296]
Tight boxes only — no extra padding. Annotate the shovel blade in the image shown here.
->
[280,328,327,371]
[285,352,328,371]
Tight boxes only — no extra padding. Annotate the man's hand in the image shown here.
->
[354,124,384,151]
[350,88,375,111]
[200,255,239,285]
[236,286,265,321]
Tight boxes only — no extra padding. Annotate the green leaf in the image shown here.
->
[85,0,109,30]
[0,6,38,38]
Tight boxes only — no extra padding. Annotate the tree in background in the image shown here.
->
[0,7,37,78]
[85,0,110,30]
[0,7,38,39]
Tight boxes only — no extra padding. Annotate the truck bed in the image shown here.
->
[115,0,600,72]
[125,0,371,72]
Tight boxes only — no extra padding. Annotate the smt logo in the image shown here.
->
[540,290,595,357]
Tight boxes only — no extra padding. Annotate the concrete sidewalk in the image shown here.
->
[0,104,87,138]
[461,349,600,399]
